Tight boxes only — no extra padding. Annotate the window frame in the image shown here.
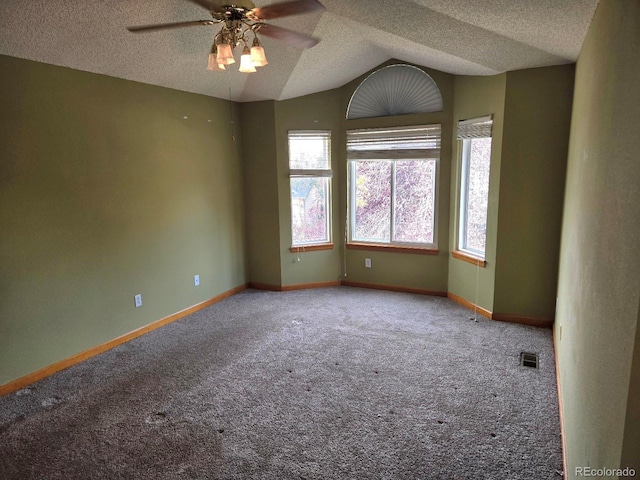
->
[288,130,333,248]
[346,125,441,251]
[456,122,492,261]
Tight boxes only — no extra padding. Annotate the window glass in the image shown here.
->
[289,132,331,246]
[394,160,436,244]
[353,161,392,242]
[291,177,329,245]
[460,137,491,256]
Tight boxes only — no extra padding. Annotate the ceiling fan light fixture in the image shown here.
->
[126,0,327,74]
[239,45,257,73]
[250,37,268,67]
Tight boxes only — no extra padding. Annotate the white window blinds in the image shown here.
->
[347,124,441,159]
[457,115,493,139]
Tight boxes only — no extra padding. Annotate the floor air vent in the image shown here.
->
[520,352,539,369]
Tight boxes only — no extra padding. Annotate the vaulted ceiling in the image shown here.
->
[0,0,598,102]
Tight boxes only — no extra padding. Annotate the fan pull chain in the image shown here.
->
[227,70,235,141]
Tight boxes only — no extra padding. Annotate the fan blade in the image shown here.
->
[258,24,319,48]
[253,0,324,20]
[185,0,224,12]
[127,20,214,33]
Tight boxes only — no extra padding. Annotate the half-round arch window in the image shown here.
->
[346,64,443,120]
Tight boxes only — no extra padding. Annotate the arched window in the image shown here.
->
[346,64,443,120]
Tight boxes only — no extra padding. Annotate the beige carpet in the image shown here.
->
[0,287,563,479]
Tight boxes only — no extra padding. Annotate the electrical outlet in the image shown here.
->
[134,294,142,308]
[365,258,372,268]
[194,274,200,286]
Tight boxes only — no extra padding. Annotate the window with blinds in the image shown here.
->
[457,116,493,259]
[457,116,493,139]
[346,125,441,248]
[347,125,441,159]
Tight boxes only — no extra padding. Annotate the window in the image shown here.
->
[289,131,332,247]
[457,116,493,259]
[347,125,441,248]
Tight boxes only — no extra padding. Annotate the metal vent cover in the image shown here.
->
[346,64,444,120]
[520,352,539,369]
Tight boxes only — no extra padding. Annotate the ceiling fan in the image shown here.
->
[127,0,325,72]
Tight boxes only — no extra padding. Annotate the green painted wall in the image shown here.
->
[493,66,574,320]
[0,55,247,385]
[339,63,455,292]
[274,90,343,287]
[239,101,281,287]
[448,74,506,312]
[555,0,640,476]
[448,66,573,319]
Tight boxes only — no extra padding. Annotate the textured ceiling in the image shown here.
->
[0,0,598,102]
